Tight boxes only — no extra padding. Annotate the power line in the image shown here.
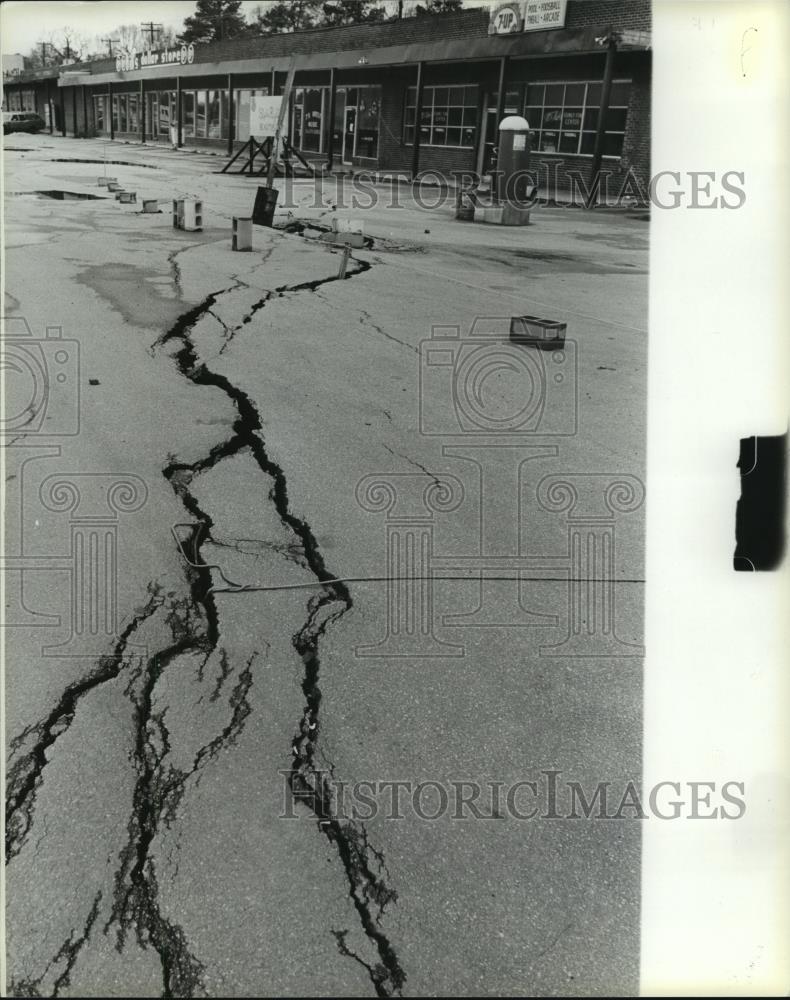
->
[140,21,163,46]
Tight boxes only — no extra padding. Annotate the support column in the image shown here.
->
[494,55,508,127]
[270,67,276,96]
[325,67,337,171]
[176,76,183,147]
[410,61,425,180]
[82,85,88,137]
[108,82,114,140]
[71,89,77,137]
[227,72,234,156]
[587,27,618,208]
[140,79,145,143]
[47,79,54,133]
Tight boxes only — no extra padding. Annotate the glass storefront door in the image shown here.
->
[343,107,356,164]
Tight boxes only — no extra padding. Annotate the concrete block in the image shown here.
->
[172,198,203,232]
[474,204,531,226]
[142,199,158,213]
[98,176,117,187]
[510,315,567,349]
[119,191,137,204]
[232,216,253,252]
[320,231,365,249]
[331,217,364,235]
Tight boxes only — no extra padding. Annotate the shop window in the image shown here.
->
[302,88,323,153]
[183,91,195,137]
[195,91,207,138]
[356,85,381,159]
[524,79,630,157]
[403,84,478,148]
[207,90,221,138]
[127,94,138,133]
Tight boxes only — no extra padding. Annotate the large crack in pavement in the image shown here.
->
[5,242,400,998]
[149,249,406,997]
[5,587,165,864]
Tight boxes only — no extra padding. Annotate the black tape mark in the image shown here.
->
[734,433,786,571]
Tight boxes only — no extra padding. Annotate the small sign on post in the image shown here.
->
[249,96,284,142]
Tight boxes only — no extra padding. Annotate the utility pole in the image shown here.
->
[586,26,620,208]
[102,37,120,57]
[140,22,163,47]
[38,41,48,66]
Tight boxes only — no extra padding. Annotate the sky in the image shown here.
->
[0,0,486,59]
[0,1,264,56]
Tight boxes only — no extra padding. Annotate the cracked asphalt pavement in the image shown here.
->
[3,136,648,997]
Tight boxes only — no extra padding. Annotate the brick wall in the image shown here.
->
[566,0,651,30]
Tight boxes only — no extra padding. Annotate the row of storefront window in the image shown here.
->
[5,89,37,111]
[88,78,630,159]
[93,89,271,142]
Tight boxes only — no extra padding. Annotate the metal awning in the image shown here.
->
[57,26,650,87]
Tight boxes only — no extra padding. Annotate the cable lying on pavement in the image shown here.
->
[171,524,644,595]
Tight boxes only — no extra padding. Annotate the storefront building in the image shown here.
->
[2,2,651,192]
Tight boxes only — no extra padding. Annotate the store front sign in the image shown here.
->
[523,0,567,31]
[489,0,567,34]
[488,2,524,34]
[116,43,195,73]
[249,95,283,138]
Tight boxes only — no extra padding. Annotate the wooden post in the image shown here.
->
[325,67,337,171]
[108,83,114,140]
[227,72,234,156]
[176,76,183,147]
[140,79,145,143]
[81,86,88,137]
[494,56,508,128]
[270,67,276,96]
[267,58,296,188]
[587,28,618,208]
[71,88,77,137]
[411,61,425,180]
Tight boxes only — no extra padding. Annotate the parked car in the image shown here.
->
[3,111,46,134]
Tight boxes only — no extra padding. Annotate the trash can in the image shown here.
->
[455,187,476,221]
[252,186,279,227]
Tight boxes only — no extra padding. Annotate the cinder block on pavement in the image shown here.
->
[107,182,121,192]
[331,217,364,235]
[142,199,158,213]
[119,191,137,204]
[320,231,365,249]
[98,176,117,187]
[232,216,253,252]
[474,204,531,226]
[510,315,567,350]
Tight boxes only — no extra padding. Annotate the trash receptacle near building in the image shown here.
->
[495,115,531,206]
[252,186,279,227]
